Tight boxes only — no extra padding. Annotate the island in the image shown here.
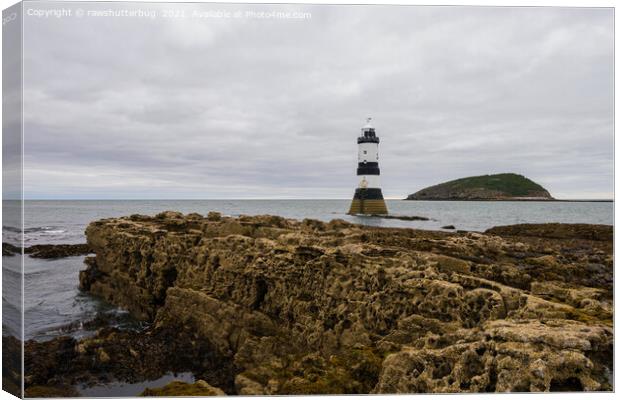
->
[406,173,554,201]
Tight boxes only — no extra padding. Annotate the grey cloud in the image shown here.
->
[20,2,613,199]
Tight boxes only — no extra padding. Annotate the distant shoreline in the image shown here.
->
[14,198,615,202]
[403,199,613,203]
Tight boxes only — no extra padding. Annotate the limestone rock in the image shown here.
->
[141,380,226,396]
[37,213,611,394]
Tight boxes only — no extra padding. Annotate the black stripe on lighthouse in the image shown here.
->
[357,136,379,144]
[353,188,385,200]
[357,162,380,175]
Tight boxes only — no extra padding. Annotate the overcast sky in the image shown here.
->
[21,3,613,199]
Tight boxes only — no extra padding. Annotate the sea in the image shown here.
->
[1,199,613,395]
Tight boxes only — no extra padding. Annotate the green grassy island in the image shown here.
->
[407,173,553,201]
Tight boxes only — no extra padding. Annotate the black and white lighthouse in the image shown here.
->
[348,118,388,215]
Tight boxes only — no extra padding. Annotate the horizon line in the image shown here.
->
[11,197,616,202]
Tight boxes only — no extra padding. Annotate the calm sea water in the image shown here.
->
[19,199,615,245]
[0,199,612,394]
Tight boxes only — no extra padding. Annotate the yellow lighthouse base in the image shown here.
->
[348,199,388,215]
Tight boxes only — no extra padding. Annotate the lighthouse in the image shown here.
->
[348,118,388,215]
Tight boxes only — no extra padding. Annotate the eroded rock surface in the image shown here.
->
[29,212,613,395]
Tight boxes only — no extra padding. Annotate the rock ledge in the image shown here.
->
[34,212,614,394]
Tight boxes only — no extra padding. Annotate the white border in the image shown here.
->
[0,1,616,400]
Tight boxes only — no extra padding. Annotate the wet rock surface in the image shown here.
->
[372,214,431,221]
[2,242,92,258]
[485,223,612,242]
[26,243,92,259]
[141,380,226,396]
[26,212,613,395]
[24,326,237,396]
[2,242,21,256]
[3,335,22,397]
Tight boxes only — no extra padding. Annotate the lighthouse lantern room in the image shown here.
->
[348,118,388,215]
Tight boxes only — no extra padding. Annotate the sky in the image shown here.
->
[19,2,614,199]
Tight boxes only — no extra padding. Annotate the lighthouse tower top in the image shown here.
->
[358,117,379,144]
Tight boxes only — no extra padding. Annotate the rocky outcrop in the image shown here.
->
[486,223,613,242]
[23,326,237,395]
[373,215,430,221]
[29,212,613,395]
[26,243,92,259]
[2,242,21,256]
[2,242,92,258]
[3,335,22,397]
[407,173,554,200]
[141,380,226,396]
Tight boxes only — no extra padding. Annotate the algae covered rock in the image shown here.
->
[24,385,79,398]
[141,380,225,396]
[67,212,613,394]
